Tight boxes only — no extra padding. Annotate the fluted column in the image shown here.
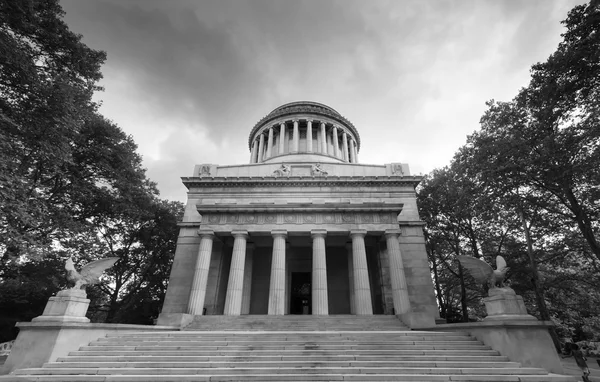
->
[224,231,248,316]
[346,243,355,314]
[241,244,254,314]
[350,229,373,315]
[250,140,258,163]
[320,122,327,154]
[266,127,274,159]
[385,230,411,315]
[258,133,265,163]
[292,120,299,153]
[311,229,328,315]
[187,230,215,315]
[332,125,340,158]
[350,139,358,163]
[306,120,313,152]
[279,122,286,155]
[268,230,287,315]
[342,131,349,162]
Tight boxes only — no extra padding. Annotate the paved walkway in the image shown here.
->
[561,356,600,381]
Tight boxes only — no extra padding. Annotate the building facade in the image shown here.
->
[158,101,438,326]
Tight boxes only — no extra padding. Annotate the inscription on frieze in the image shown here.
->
[198,212,401,226]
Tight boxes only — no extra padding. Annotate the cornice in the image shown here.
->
[181,176,422,189]
[196,203,404,213]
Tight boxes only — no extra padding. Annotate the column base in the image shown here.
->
[156,313,194,328]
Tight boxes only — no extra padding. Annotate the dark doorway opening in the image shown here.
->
[290,272,311,314]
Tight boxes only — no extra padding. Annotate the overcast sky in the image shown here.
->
[60,0,585,202]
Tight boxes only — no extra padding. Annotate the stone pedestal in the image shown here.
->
[483,288,536,321]
[32,289,90,323]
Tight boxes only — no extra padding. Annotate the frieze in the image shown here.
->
[200,212,399,226]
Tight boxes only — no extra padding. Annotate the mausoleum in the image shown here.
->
[158,101,439,326]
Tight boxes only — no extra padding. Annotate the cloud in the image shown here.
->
[60,0,587,201]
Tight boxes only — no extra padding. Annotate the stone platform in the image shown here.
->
[1,316,576,381]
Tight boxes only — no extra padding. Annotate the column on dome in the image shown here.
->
[250,140,258,164]
[279,122,286,155]
[320,122,327,154]
[187,230,214,315]
[223,231,249,316]
[342,131,349,162]
[258,133,265,163]
[348,139,355,163]
[311,229,328,315]
[292,120,299,153]
[266,127,274,159]
[306,120,313,152]
[350,229,373,315]
[332,125,339,158]
[351,139,358,163]
[385,229,411,315]
[326,129,333,155]
[268,230,287,315]
[241,244,254,314]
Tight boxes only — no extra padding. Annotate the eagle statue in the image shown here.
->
[457,255,509,289]
[65,257,119,290]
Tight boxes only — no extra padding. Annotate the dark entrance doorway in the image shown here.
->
[290,272,311,314]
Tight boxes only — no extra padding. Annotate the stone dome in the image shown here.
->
[248,102,360,164]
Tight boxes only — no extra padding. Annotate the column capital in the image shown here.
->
[306,119,313,124]
[385,229,401,239]
[232,230,249,239]
[280,121,286,126]
[311,229,327,238]
[197,229,214,238]
[292,119,299,123]
[350,229,367,238]
[271,229,287,238]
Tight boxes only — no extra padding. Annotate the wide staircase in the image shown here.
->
[4,315,575,381]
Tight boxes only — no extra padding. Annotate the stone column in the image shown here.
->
[268,230,287,315]
[306,120,313,152]
[279,122,286,155]
[385,230,411,315]
[346,243,355,315]
[311,229,328,315]
[223,231,248,316]
[350,229,373,315]
[250,140,258,163]
[320,122,327,154]
[332,125,340,158]
[241,244,254,315]
[326,130,332,155]
[351,139,358,163]
[266,127,274,159]
[342,131,349,162]
[258,133,265,163]
[292,120,299,153]
[187,230,214,315]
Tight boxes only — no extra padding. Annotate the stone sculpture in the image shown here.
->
[66,257,119,290]
[272,164,291,177]
[311,163,328,176]
[457,255,509,291]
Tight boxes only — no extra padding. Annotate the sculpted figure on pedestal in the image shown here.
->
[65,257,119,291]
[457,255,510,294]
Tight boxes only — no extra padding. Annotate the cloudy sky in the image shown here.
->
[60,0,585,202]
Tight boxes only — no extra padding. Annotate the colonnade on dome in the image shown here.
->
[249,118,359,164]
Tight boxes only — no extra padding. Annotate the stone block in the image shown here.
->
[398,310,436,329]
[32,289,90,323]
[484,288,535,321]
[156,313,194,328]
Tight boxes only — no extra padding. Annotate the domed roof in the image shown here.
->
[249,101,360,151]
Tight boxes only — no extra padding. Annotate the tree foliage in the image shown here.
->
[0,0,183,342]
[420,1,600,342]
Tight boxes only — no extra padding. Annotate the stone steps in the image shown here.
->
[1,317,576,381]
